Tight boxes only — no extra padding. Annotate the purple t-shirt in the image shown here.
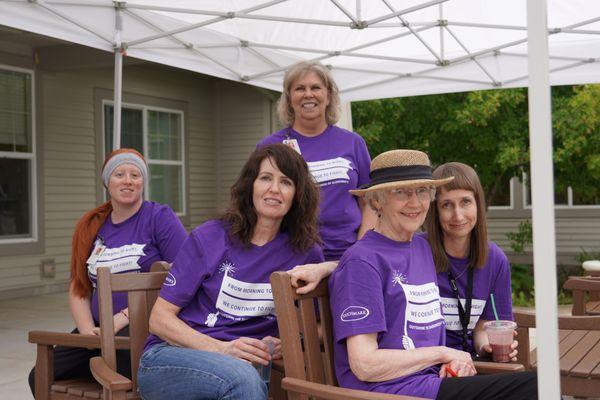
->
[437,242,513,352]
[87,201,187,323]
[329,231,445,399]
[257,125,371,260]
[144,219,324,351]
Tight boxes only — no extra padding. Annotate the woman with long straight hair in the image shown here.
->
[425,162,515,359]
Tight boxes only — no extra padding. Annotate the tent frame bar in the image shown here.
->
[527,0,561,398]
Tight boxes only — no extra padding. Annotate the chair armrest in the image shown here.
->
[513,311,600,330]
[513,310,536,328]
[474,360,525,374]
[150,261,171,272]
[282,377,425,400]
[558,315,600,330]
[29,331,130,349]
[90,356,132,392]
[563,277,600,291]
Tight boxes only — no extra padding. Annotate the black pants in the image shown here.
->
[436,371,537,400]
[28,327,131,396]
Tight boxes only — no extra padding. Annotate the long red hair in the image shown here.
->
[70,148,145,298]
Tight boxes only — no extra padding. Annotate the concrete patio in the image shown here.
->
[0,292,592,399]
[0,292,71,400]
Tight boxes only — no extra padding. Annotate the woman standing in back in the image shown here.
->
[258,61,376,287]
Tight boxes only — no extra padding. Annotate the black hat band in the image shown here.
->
[359,165,433,189]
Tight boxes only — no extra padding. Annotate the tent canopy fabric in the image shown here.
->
[0,1,592,397]
[1,0,600,101]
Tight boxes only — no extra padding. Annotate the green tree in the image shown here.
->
[352,85,600,207]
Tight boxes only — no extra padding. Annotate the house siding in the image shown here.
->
[0,49,274,298]
[214,80,273,210]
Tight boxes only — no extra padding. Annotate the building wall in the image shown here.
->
[487,177,600,266]
[213,81,275,210]
[0,46,274,299]
[1,42,598,300]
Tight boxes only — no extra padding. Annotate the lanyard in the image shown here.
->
[447,266,474,352]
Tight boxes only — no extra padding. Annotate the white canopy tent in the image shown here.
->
[3,0,600,397]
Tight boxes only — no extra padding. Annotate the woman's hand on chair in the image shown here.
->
[288,261,338,294]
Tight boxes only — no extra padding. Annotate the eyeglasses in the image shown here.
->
[390,186,436,202]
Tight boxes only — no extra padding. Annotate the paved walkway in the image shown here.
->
[0,293,592,399]
[0,292,72,400]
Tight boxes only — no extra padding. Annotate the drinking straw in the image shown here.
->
[490,293,500,321]
[445,366,458,377]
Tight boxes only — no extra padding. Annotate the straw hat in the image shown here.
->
[350,149,454,197]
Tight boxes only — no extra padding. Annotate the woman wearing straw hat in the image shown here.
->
[329,150,537,399]
[257,61,376,293]
[28,148,187,395]
[425,162,516,360]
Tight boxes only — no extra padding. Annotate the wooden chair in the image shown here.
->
[89,264,287,400]
[89,266,167,399]
[27,262,169,400]
[514,297,600,396]
[271,271,429,400]
[270,272,524,400]
[564,276,600,315]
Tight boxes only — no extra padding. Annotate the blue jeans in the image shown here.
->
[138,343,268,400]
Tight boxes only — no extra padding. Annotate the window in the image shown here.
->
[0,66,36,243]
[103,102,185,215]
[488,176,513,209]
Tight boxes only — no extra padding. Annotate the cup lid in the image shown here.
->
[483,320,517,330]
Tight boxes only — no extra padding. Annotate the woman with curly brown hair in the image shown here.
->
[138,144,325,400]
[28,148,186,395]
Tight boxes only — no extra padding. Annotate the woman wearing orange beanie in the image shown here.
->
[28,148,187,395]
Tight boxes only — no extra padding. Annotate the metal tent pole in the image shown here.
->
[113,2,124,151]
[526,0,561,398]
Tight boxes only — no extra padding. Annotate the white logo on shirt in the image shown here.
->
[307,157,352,186]
[214,273,274,319]
[392,270,407,286]
[341,306,370,322]
[164,273,176,287]
[396,281,443,350]
[440,297,487,331]
[87,243,146,285]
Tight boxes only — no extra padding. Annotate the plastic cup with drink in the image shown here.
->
[254,338,274,387]
[483,320,516,362]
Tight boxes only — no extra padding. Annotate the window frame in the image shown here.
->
[100,98,187,218]
[0,63,38,245]
[487,176,515,211]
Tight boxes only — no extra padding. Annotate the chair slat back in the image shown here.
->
[271,271,338,393]
[96,267,168,395]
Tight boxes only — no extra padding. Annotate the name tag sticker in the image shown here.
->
[283,139,301,154]
[86,240,106,266]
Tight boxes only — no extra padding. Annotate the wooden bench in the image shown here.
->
[565,276,600,316]
[515,310,600,396]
